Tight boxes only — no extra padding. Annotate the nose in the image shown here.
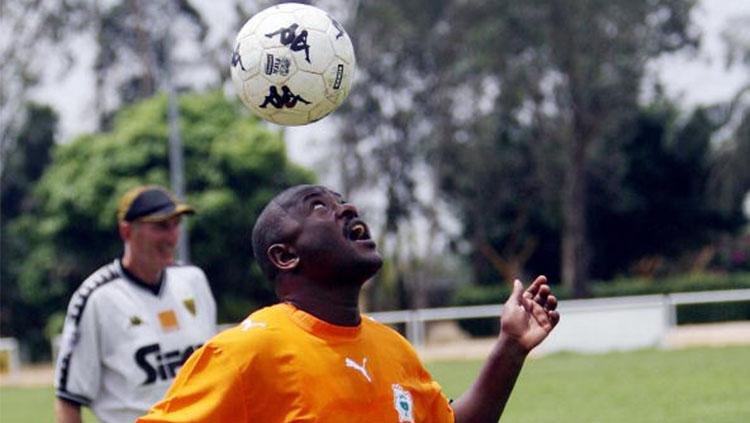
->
[167,224,180,242]
[336,203,359,220]
[157,219,181,242]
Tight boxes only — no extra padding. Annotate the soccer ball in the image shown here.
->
[230,3,356,126]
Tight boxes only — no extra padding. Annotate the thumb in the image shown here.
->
[507,279,524,306]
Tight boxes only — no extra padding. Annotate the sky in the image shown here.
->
[644,0,749,107]
[30,0,750,151]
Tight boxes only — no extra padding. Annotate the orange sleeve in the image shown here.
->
[426,380,456,423]
[137,343,248,422]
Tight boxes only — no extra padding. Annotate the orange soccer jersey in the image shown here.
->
[138,303,455,423]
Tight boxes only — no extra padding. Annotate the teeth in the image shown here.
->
[351,223,366,239]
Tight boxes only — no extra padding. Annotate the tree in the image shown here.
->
[544,0,698,296]
[0,0,89,163]
[332,0,698,298]
[5,91,313,360]
[90,0,216,129]
[1,104,58,355]
[588,100,745,278]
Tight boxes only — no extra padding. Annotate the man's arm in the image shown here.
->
[451,276,560,422]
[55,398,82,423]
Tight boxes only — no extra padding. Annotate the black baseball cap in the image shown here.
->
[117,185,195,223]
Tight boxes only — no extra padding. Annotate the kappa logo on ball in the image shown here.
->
[392,384,414,422]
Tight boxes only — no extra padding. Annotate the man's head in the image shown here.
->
[117,186,195,278]
[251,185,382,288]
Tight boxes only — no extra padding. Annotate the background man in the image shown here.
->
[54,185,217,423]
[139,184,559,422]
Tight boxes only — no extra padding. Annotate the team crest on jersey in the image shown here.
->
[183,298,196,316]
[392,384,414,422]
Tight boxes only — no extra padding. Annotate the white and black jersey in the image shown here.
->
[54,259,217,423]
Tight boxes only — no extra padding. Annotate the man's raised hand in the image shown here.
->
[500,276,560,352]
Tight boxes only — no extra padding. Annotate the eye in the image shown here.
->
[311,200,328,212]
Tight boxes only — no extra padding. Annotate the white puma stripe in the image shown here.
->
[345,357,372,382]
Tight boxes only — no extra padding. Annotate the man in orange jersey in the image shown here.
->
[139,184,560,423]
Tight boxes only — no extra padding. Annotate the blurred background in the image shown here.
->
[1,0,749,366]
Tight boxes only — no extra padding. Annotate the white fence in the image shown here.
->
[52,289,750,363]
[368,289,750,354]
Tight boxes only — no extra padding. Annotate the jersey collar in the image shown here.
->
[283,303,362,339]
[116,258,165,296]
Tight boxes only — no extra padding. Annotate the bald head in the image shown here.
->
[251,185,333,280]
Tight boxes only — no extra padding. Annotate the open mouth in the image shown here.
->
[345,220,371,241]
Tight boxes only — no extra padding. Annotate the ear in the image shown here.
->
[267,243,299,272]
[119,221,132,241]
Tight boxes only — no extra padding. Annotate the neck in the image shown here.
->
[121,254,162,285]
[279,278,362,326]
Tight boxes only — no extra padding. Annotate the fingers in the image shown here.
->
[512,275,559,312]
[549,310,560,327]
[519,275,560,331]
[544,294,558,311]
[524,275,547,299]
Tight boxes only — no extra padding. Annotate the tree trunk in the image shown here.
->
[561,131,590,297]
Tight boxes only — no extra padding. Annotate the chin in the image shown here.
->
[358,254,383,279]
[160,256,176,267]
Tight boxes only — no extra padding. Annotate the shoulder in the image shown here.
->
[362,315,410,342]
[71,261,122,302]
[166,263,208,281]
[209,305,291,353]
[361,315,421,357]
[63,260,123,322]
[165,264,212,294]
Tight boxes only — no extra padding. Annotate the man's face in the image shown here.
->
[127,216,182,271]
[284,186,382,282]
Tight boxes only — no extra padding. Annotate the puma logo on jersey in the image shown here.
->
[345,357,372,382]
[241,318,267,331]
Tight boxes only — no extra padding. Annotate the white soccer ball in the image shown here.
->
[230,3,356,126]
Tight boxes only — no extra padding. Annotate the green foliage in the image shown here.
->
[589,272,750,297]
[1,104,59,359]
[5,91,313,360]
[452,284,508,336]
[338,0,704,296]
[589,103,746,279]
[454,272,750,304]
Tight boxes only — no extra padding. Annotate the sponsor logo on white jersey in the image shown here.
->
[134,343,201,385]
[392,384,414,422]
[345,357,372,382]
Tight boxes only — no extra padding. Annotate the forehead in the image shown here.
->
[132,215,182,229]
[279,185,343,208]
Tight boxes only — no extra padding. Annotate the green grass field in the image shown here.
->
[1,346,748,422]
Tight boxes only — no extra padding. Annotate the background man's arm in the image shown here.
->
[55,398,83,423]
[451,276,560,422]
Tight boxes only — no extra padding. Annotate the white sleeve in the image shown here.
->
[54,290,103,405]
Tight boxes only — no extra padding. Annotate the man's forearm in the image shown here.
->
[450,334,528,423]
